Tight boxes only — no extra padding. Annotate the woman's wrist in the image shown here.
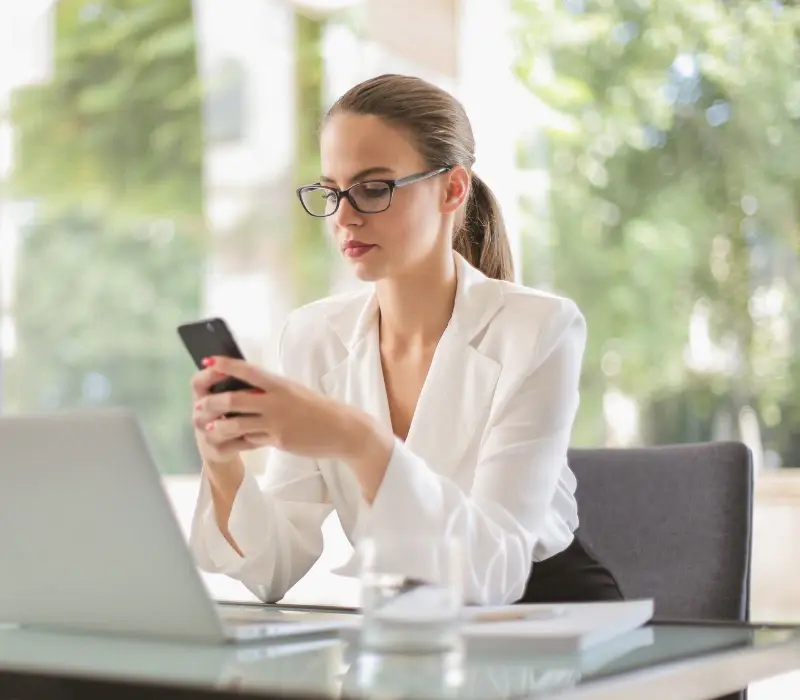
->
[339,409,394,502]
[204,457,245,502]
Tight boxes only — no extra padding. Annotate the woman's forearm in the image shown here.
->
[205,457,246,556]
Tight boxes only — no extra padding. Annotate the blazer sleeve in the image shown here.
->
[364,299,586,606]
[188,318,334,603]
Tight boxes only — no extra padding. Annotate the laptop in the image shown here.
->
[0,624,339,687]
[0,408,345,644]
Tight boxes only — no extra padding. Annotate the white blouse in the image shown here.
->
[190,254,585,606]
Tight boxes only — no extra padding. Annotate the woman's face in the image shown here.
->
[319,113,466,282]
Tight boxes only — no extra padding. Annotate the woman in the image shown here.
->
[189,74,622,606]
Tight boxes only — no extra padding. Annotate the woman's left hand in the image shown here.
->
[194,356,394,499]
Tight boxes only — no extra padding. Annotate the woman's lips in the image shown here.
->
[342,241,376,259]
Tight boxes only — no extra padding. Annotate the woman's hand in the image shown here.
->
[191,364,253,552]
[195,356,395,501]
[190,366,262,468]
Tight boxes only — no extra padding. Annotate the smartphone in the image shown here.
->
[177,317,255,395]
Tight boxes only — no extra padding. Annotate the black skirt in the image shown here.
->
[516,531,624,604]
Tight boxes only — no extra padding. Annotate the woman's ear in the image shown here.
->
[441,166,470,214]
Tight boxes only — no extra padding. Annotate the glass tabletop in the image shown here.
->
[0,613,798,700]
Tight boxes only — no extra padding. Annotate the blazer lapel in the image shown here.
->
[320,292,389,545]
[404,256,504,476]
[320,292,391,431]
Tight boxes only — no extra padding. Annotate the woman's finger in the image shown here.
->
[193,407,222,432]
[243,433,274,448]
[204,414,269,443]
[204,356,285,393]
[200,390,266,418]
[193,391,272,430]
[190,368,228,399]
[192,401,231,431]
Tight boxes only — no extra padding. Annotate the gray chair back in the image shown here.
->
[568,441,753,621]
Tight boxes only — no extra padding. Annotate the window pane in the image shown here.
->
[4,0,207,474]
[514,0,800,469]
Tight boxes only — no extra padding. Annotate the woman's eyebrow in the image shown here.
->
[318,167,396,185]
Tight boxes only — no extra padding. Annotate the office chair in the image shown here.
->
[568,441,753,700]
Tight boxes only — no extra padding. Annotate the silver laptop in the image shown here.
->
[0,408,345,644]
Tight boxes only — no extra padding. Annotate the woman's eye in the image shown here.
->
[362,186,388,198]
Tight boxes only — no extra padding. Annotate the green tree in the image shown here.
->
[514,0,800,462]
[292,11,333,304]
[6,213,205,473]
[10,0,203,224]
[6,0,339,471]
[7,0,205,473]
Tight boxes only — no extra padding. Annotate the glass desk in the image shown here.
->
[0,606,798,700]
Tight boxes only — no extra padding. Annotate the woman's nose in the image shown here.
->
[333,195,363,228]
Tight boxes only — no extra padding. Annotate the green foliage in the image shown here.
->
[514,0,800,460]
[10,0,204,224]
[6,0,336,471]
[6,0,205,473]
[292,11,333,304]
[6,213,205,473]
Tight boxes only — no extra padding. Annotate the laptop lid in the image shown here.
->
[0,408,227,643]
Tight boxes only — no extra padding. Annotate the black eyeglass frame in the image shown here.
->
[296,166,453,218]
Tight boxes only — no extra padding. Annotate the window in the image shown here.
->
[2,0,799,619]
[513,0,800,469]
[205,57,248,144]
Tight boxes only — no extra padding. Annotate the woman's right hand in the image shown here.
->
[191,367,250,556]
[191,367,257,469]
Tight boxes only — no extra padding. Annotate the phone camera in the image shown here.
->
[206,322,216,333]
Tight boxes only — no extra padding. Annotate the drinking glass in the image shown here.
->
[358,535,464,653]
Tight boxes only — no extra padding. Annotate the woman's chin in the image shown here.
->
[346,250,387,282]
[350,262,383,283]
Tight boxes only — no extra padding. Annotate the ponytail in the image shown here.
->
[453,173,515,282]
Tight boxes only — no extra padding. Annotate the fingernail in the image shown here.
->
[202,357,216,368]
[206,422,214,432]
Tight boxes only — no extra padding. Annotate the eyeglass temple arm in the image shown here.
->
[394,167,453,188]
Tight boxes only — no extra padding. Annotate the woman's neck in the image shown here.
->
[376,252,457,351]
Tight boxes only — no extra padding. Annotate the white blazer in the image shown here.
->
[190,254,585,606]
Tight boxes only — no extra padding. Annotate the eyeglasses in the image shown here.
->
[296,167,452,218]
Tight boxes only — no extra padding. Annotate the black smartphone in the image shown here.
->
[177,317,255,395]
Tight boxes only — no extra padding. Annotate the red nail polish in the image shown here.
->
[202,357,216,368]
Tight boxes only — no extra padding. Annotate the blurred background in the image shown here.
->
[0,0,798,619]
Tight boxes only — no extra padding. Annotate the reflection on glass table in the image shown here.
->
[0,620,798,700]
